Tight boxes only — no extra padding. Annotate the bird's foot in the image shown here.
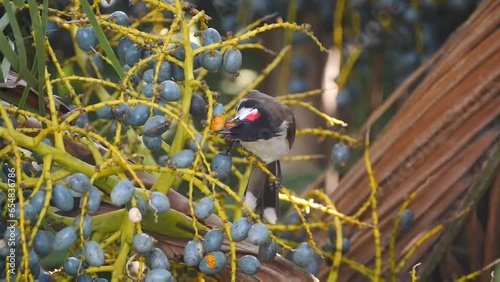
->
[269,176,283,191]
[225,138,240,154]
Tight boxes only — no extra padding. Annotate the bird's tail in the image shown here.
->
[243,161,280,224]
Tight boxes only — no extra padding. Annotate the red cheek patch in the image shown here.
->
[244,111,261,122]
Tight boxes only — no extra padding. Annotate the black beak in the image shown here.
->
[217,118,239,135]
[218,128,233,135]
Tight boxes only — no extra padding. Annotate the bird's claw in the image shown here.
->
[269,177,283,191]
[225,138,240,154]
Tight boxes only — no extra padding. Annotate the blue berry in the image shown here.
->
[303,256,320,276]
[117,37,133,62]
[133,233,154,254]
[96,105,114,119]
[14,202,36,221]
[128,104,151,126]
[159,80,182,101]
[33,138,52,163]
[63,256,81,275]
[125,44,143,66]
[189,93,206,117]
[195,197,215,221]
[84,186,101,215]
[201,28,222,46]
[110,119,129,136]
[340,237,351,254]
[148,191,170,213]
[52,184,74,212]
[143,115,170,137]
[238,255,260,275]
[330,143,350,168]
[109,11,129,26]
[328,225,346,244]
[199,251,226,274]
[211,152,232,179]
[203,229,224,253]
[187,134,207,152]
[38,270,52,282]
[73,215,92,239]
[23,250,39,273]
[171,149,195,168]
[112,103,132,124]
[147,248,170,270]
[143,50,156,68]
[201,50,222,72]
[52,226,77,252]
[399,209,414,231]
[212,103,225,117]
[130,74,140,87]
[141,83,155,98]
[157,155,169,166]
[21,161,35,176]
[292,242,314,267]
[110,180,135,206]
[0,116,18,129]
[247,223,269,245]
[144,269,174,282]
[143,136,162,151]
[223,49,242,74]
[328,235,351,254]
[170,63,184,81]
[67,173,91,194]
[258,241,278,263]
[74,112,89,128]
[76,27,97,51]
[184,240,203,266]
[83,241,105,266]
[23,189,33,199]
[76,274,92,282]
[174,43,202,69]
[143,69,155,83]
[30,190,45,213]
[156,62,171,82]
[230,217,252,242]
[174,42,200,61]
[33,230,51,257]
[46,21,58,41]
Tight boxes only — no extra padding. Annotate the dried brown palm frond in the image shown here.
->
[308,0,499,280]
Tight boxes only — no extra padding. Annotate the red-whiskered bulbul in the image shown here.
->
[218,90,296,224]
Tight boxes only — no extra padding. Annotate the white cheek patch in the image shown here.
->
[234,107,259,121]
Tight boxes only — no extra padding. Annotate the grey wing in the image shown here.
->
[286,113,296,149]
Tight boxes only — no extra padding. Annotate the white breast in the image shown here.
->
[240,134,290,164]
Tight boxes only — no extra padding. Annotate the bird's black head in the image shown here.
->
[218,100,282,142]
